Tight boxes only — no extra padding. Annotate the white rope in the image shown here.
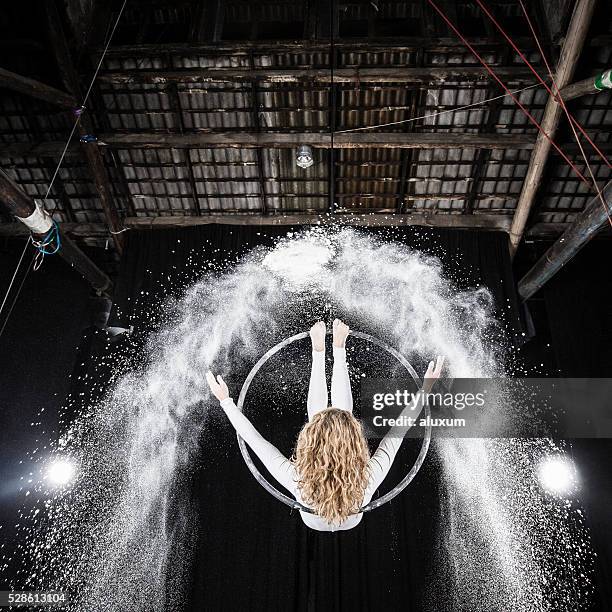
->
[44,0,128,201]
[0,0,128,333]
[515,0,611,225]
[0,251,34,340]
[0,237,31,322]
[336,82,543,133]
[44,119,82,200]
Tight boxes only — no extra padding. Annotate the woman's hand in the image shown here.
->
[206,370,230,402]
[423,356,445,393]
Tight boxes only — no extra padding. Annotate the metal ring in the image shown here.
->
[236,331,432,513]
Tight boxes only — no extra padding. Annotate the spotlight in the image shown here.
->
[47,459,77,487]
[295,145,314,169]
[537,455,579,497]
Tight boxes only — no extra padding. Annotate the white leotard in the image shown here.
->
[219,347,422,531]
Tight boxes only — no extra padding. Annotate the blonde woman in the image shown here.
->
[206,319,444,532]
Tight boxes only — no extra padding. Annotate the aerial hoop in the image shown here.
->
[236,330,432,514]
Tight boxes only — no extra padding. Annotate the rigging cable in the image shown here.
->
[513,0,612,227]
[329,0,336,213]
[0,238,31,324]
[337,82,543,133]
[0,0,128,339]
[475,0,611,168]
[44,0,128,202]
[426,0,590,187]
[0,253,35,340]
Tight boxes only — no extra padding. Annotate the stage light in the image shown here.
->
[47,459,77,487]
[295,145,314,168]
[537,455,579,497]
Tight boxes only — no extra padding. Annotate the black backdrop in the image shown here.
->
[0,245,91,575]
[539,242,612,609]
[2,227,611,610]
[110,225,522,612]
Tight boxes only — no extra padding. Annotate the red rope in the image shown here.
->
[426,0,590,186]
[514,0,612,228]
[475,0,611,169]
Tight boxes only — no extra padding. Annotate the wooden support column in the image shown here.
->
[44,0,124,254]
[0,170,112,295]
[508,0,596,256]
[518,182,612,300]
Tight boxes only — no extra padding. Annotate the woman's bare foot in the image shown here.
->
[310,321,326,352]
[333,318,350,348]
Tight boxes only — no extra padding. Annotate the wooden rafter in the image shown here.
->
[3,138,607,163]
[95,35,611,58]
[95,132,537,150]
[0,215,594,239]
[0,67,76,108]
[0,133,537,156]
[0,170,112,295]
[0,212,512,233]
[518,182,612,300]
[95,66,536,85]
[560,71,612,101]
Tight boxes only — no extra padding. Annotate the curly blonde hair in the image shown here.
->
[293,408,370,525]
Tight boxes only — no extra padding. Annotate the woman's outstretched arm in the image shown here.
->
[206,371,298,496]
[365,357,444,498]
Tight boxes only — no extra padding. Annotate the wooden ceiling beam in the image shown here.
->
[0,212,510,233]
[95,35,612,58]
[560,69,612,101]
[94,132,535,150]
[0,215,597,238]
[0,216,602,239]
[518,181,612,300]
[0,67,76,108]
[95,66,536,84]
[6,137,611,160]
[0,170,112,295]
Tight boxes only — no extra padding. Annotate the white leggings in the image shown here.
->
[306,347,353,420]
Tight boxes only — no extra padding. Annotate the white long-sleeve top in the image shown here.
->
[219,348,424,531]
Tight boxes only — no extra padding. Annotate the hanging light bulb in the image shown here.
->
[296,145,314,168]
